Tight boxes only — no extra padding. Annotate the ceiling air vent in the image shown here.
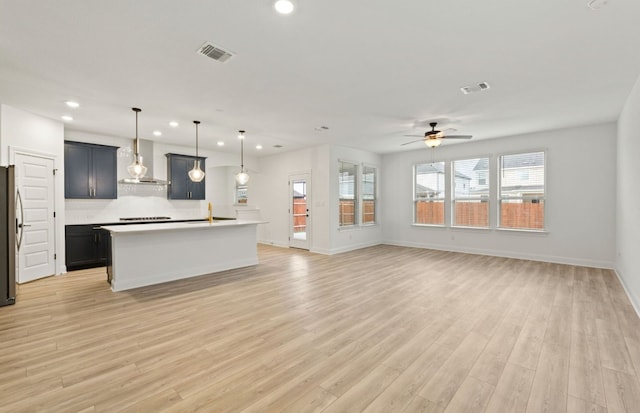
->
[197,42,234,63]
[461,81,491,95]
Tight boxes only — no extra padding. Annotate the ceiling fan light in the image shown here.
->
[425,138,441,148]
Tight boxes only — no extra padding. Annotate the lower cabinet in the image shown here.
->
[65,225,111,271]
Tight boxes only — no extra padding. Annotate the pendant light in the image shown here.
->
[127,107,148,180]
[235,130,250,185]
[188,120,205,182]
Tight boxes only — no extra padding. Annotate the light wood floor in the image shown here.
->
[2,245,640,413]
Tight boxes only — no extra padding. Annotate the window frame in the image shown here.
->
[360,163,377,226]
[497,150,547,231]
[451,157,490,229]
[413,160,447,227]
[338,160,359,228]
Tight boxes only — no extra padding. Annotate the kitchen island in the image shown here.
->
[102,220,264,292]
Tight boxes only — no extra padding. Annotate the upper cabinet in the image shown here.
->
[166,153,206,200]
[64,141,118,199]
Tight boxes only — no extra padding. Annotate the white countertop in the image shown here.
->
[65,216,237,226]
[101,219,265,234]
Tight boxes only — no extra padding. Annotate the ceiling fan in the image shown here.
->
[402,122,472,148]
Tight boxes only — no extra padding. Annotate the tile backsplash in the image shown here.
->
[65,186,208,224]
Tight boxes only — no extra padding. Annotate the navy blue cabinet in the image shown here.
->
[65,225,110,271]
[166,153,206,200]
[64,141,118,199]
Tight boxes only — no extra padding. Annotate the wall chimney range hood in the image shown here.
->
[119,139,167,185]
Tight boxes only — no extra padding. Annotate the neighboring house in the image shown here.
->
[473,153,544,199]
[415,163,471,198]
[338,173,354,200]
[415,183,438,198]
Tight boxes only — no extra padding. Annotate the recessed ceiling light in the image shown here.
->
[169,121,179,127]
[273,144,283,148]
[256,144,263,150]
[65,101,79,108]
[61,115,73,121]
[217,141,225,146]
[153,131,162,136]
[274,0,294,14]
[587,0,608,9]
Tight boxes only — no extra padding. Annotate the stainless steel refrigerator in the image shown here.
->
[1,165,17,306]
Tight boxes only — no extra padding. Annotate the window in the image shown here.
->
[339,161,357,226]
[414,162,445,225]
[453,158,489,227]
[361,165,376,224]
[478,171,487,186]
[499,151,545,230]
[235,184,247,204]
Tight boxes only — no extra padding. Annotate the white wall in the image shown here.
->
[253,144,383,255]
[0,103,621,278]
[63,130,256,223]
[382,123,617,268]
[616,74,640,312]
[0,105,66,275]
[253,145,331,252]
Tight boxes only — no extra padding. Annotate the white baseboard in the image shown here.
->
[326,241,382,255]
[257,240,290,249]
[383,239,614,269]
[258,240,382,256]
[614,268,640,319]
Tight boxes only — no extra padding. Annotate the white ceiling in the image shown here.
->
[1,0,640,157]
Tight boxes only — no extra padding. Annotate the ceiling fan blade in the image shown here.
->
[442,135,472,140]
[401,139,426,146]
[403,134,425,137]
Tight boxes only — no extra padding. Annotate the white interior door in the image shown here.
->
[15,153,56,283]
[289,173,310,250]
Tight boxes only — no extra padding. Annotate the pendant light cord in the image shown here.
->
[132,107,141,158]
[194,120,200,158]
[238,130,246,172]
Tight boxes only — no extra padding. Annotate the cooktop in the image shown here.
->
[119,216,172,222]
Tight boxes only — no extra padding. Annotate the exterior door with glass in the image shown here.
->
[289,174,310,250]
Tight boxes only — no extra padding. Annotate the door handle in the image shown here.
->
[16,189,24,250]
[18,223,31,228]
